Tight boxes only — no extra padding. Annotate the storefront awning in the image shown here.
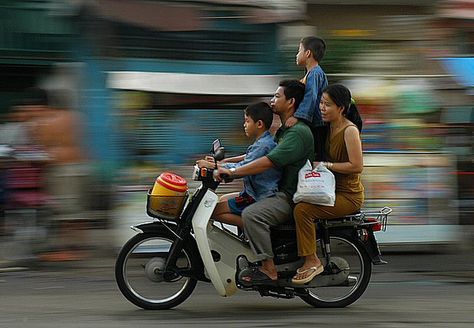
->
[107,71,283,95]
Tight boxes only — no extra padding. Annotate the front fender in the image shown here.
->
[132,221,209,281]
[132,221,177,233]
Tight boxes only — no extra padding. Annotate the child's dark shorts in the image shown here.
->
[227,192,256,216]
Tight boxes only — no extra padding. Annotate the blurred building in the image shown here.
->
[0,0,306,172]
[88,0,305,168]
[434,0,474,226]
[0,0,472,244]
[0,1,76,110]
[301,0,473,242]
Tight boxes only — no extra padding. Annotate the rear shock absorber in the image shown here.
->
[319,223,332,270]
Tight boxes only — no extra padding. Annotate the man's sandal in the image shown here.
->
[240,268,277,286]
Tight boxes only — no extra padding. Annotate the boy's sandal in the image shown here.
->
[292,265,324,284]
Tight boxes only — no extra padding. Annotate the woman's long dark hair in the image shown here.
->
[322,84,363,132]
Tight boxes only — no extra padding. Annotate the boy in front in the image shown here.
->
[197,102,281,228]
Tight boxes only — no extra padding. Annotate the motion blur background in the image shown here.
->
[0,0,472,261]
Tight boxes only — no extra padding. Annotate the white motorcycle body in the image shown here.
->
[191,187,257,296]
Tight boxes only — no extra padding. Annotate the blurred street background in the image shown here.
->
[0,0,473,326]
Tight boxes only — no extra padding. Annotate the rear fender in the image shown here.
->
[331,227,387,265]
[362,229,387,265]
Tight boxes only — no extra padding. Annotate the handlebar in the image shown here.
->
[192,165,233,183]
[193,140,230,184]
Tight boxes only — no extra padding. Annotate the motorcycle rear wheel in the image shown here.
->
[115,230,199,310]
[299,232,372,308]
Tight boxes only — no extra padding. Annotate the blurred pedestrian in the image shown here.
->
[287,36,328,161]
[1,104,28,232]
[26,88,90,261]
[0,99,50,257]
[1,103,32,237]
[0,102,32,147]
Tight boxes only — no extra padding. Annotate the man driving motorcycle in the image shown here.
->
[218,79,314,284]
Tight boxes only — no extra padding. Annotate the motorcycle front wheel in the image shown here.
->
[115,230,199,310]
[299,232,372,308]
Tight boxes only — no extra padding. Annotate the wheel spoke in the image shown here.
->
[301,235,372,307]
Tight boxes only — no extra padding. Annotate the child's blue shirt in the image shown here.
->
[294,65,328,127]
[224,131,281,201]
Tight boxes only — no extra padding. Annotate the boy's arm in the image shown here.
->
[218,156,274,180]
[221,154,245,164]
[196,154,245,169]
[223,141,272,170]
[218,129,309,180]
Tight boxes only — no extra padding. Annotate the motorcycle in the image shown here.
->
[115,139,391,310]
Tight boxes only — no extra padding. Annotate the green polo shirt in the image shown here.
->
[266,122,314,197]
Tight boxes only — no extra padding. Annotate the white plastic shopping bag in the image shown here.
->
[293,160,335,206]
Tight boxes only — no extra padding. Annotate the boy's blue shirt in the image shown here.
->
[224,130,281,201]
[294,65,328,127]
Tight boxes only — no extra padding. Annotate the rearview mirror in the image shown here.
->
[210,139,225,161]
[211,139,221,155]
[214,147,225,162]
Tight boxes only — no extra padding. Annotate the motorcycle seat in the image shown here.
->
[316,211,365,227]
[271,210,363,233]
[271,222,295,232]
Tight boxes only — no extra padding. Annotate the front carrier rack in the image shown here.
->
[146,190,189,221]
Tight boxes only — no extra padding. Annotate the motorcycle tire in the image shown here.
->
[299,231,372,308]
[115,229,199,310]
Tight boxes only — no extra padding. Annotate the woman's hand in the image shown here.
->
[312,161,321,169]
[313,161,334,170]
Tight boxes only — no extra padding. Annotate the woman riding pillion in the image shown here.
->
[292,84,364,284]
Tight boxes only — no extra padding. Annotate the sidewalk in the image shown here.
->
[0,227,116,271]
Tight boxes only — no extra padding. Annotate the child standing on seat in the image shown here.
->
[196,102,281,228]
[286,36,328,161]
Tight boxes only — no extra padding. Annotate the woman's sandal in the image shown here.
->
[291,265,324,284]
